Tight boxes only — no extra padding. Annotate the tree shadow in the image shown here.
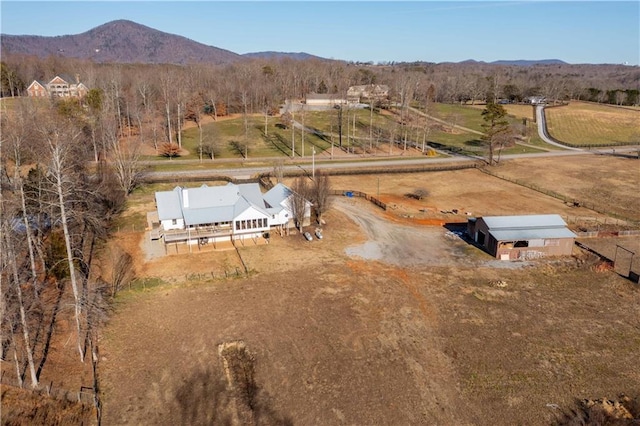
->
[228,141,247,159]
[464,139,486,147]
[173,357,292,425]
[36,281,65,380]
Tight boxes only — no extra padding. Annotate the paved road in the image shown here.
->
[140,147,627,181]
[535,105,583,151]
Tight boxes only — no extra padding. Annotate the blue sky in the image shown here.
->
[1,1,638,65]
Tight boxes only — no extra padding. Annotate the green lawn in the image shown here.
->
[149,100,638,163]
[429,103,487,132]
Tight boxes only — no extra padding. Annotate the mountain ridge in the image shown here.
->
[1,19,571,66]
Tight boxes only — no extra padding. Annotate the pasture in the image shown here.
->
[175,103,549,162]
[100,156,640,425]
[545,101,640,146]
[98,154,640,425]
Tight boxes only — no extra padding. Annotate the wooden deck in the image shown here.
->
[163,226,233,243]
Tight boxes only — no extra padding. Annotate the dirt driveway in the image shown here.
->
[335,197,519,269]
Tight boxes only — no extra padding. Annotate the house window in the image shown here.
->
[171,219,177,225]
[235,220,241,230]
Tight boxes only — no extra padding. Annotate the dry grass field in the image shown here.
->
[490,154,640,223]
[94,154,640,426]
[545,101,640,146]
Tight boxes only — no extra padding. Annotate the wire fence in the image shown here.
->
[330,189,387,211]
[0,372,96,406]
[478,167,639,226]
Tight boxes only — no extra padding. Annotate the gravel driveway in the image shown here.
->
[334,197,469,267]
[335,197,531,269]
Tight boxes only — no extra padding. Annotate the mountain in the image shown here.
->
[1,20,243,65]
[242,51,325,61]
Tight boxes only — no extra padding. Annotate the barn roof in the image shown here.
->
[482,214,568,229]
[481,214,576,241]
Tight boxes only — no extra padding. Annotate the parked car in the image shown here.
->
[315,230,323,239]
[304,231,313,241]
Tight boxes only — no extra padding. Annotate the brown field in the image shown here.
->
[5,153,636,424]
[94,154,640,426]
[489,154,640,222]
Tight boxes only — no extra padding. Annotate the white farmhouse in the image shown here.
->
[153,182,311,246]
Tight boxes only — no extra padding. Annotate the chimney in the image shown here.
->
[182,188,189,208]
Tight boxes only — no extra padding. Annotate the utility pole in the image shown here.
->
[312,148,316,179]
[291,110,295,158]
[336,104,343,148]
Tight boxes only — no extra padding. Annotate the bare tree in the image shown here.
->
[310,170,331,224]
[2,228,39,388]
[290,176,310,231]
[38,115,86,362]
[103,115,142,195]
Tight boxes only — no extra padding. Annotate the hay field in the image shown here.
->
[545,102,640,146]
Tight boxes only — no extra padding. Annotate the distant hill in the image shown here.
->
[0,20,243,65]
[242,51,325,61]
[489,59,568,66]
[456,59,568,66]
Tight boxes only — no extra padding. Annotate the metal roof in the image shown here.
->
[263,183,292,208]
[183,206,234,226]
[155,189,182,221]
[482,214,568,230]
[481,214,576,241]
[155,182,277,226]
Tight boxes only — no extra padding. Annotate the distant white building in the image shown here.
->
[526,96,546,105]
[153,182,311,246]
[305,93,348,106]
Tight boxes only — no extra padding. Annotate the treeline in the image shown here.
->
[1,53,639,107]
[1,97,129,391]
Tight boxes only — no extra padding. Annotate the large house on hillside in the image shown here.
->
[152,182,311,246]
[27,75,89,98]
[347,84,390,103]
[467,214,576,260]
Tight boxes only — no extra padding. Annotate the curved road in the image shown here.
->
[535,105,582,151]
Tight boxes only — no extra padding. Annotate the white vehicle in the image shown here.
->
[315,230,323,239]
[304,232,313,241]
